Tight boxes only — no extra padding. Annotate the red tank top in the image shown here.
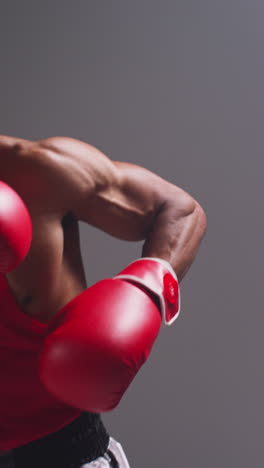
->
[0,274,81,450]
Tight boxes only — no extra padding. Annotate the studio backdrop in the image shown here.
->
[0,1,263,467]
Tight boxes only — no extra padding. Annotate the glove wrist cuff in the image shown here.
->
[115,257,180,326]
[140,257,178,281]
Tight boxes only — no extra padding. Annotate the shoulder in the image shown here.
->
[37,137,118,186]
[0,135,120,218]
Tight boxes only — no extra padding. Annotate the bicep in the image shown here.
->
[37,138,153,239]
[26,137,186,242]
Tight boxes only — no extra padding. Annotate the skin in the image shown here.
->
[0,135,207,323]
[0,135,206,454]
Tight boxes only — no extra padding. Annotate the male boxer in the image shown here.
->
[0,135,207,468]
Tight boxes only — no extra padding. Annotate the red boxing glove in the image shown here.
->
[0,181,32,272]
[39,258,180,413]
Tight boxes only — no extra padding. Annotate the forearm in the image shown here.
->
[142,197,207,281]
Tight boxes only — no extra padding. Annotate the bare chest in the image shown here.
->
[5,214,87,323]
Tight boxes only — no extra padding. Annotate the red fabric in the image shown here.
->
[0,274,80,450]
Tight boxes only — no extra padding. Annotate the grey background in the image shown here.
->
[0,1,263,467]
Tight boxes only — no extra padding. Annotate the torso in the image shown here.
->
[5,212,87,324]
[0,137,88,324]
[0,141,90,457]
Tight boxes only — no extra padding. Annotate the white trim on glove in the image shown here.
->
[115,257,181,326]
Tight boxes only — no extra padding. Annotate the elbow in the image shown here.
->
[193,200,207,238]
[166,189,207,236]
[185,195,207,239]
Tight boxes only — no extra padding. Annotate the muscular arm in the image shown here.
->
[0,135,207,281]
[73,158,206,280]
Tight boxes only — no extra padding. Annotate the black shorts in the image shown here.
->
[1,412,110,468]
